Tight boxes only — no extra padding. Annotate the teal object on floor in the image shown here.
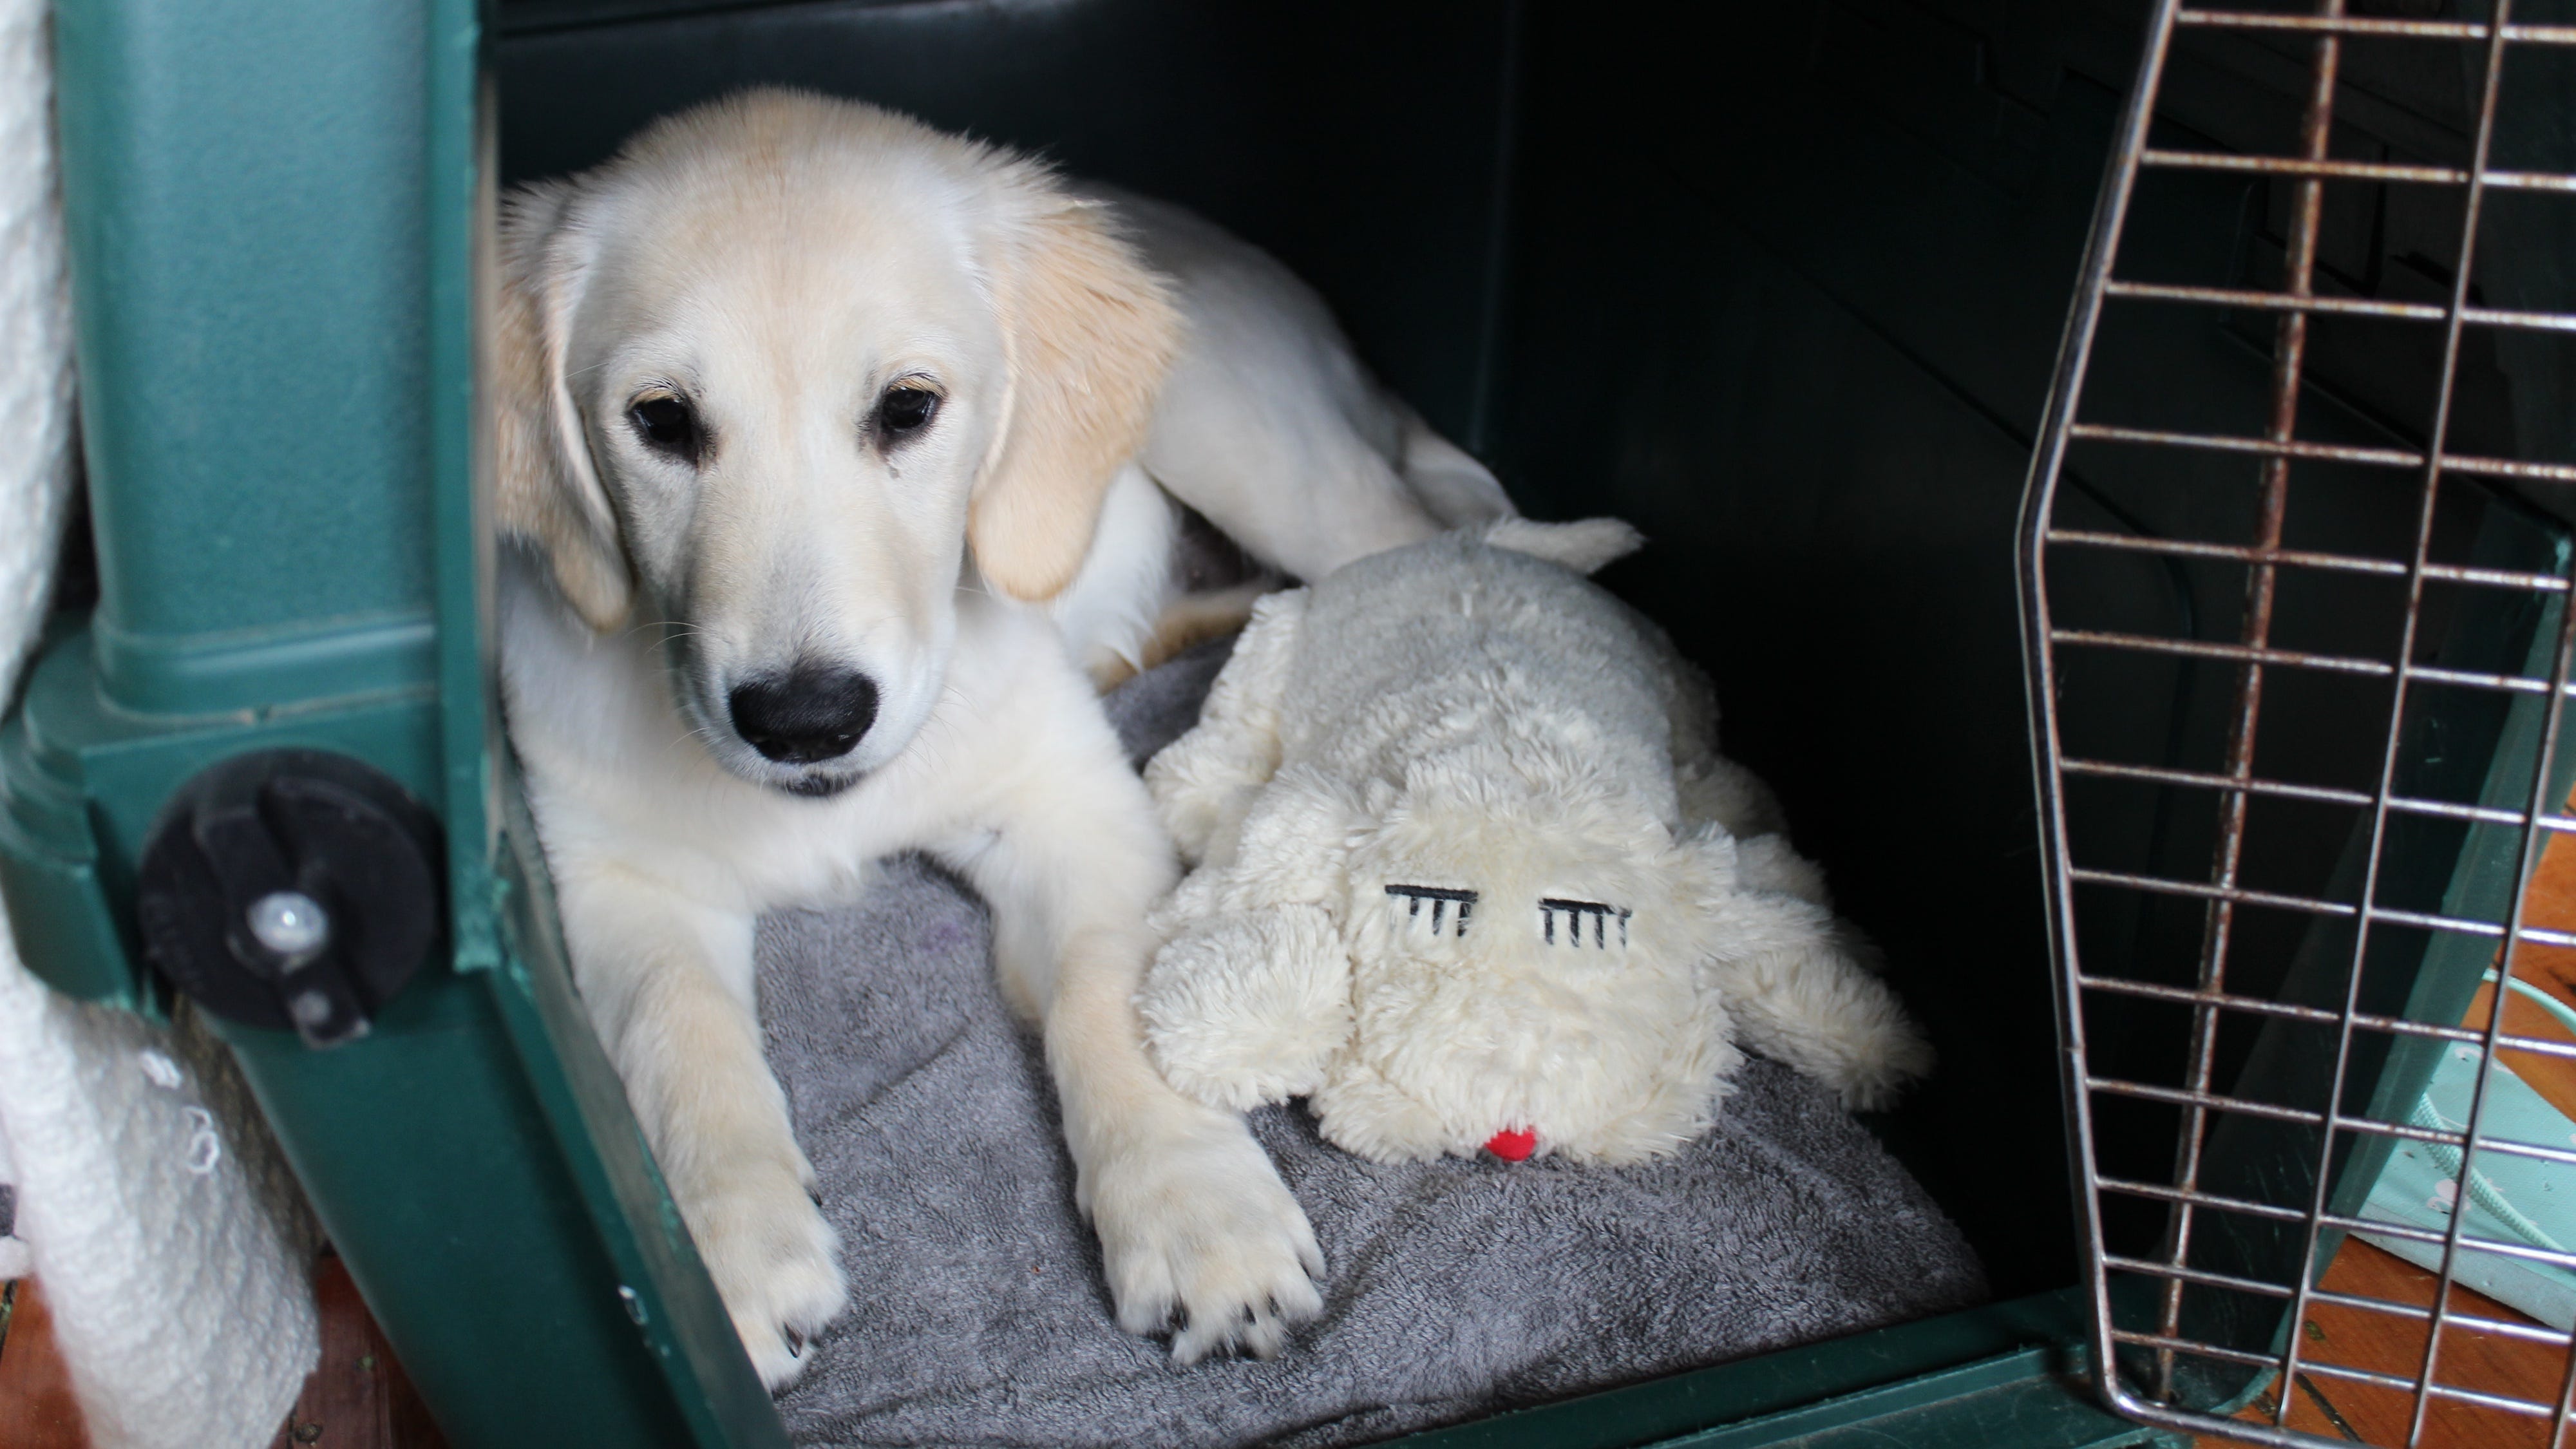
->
[2358,972,2576,1331]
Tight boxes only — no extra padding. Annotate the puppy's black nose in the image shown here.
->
[729,667,879,765]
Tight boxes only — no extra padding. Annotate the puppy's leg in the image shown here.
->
[558,866,844,1388]
[1108,188,1510,580]
[1396,402,1513,527]
[943,764,1325,1364]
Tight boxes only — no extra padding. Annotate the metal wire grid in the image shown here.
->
[2022,2,2576,1444]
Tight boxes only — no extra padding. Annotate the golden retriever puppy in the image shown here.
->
[492,88,1505,1387]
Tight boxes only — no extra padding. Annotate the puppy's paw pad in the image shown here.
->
[695,1174,848,1390]
[1088,1119,1325,1364]
[732,1311,811,1390]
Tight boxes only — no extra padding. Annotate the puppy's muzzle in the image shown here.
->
[728,665,880,765]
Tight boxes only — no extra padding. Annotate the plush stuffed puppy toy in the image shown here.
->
[1137,518,1933,1166]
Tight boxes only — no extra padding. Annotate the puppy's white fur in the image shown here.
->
[492,89,1504,1385]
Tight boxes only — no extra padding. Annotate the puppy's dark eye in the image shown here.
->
[873,384,939,442]
[629,394,705,466]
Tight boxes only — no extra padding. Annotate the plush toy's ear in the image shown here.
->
[492,180,632,632]
[1139,903,1354,1112]
[1224,764,1369,907]
[1146,588,1310,866]
[971,181,1183,601]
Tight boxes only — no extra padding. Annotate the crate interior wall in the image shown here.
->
[23,0,2535,1443]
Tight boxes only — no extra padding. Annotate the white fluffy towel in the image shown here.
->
[0,2,319,1444]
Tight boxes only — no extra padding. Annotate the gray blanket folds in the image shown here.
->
[761,641,1984,1448]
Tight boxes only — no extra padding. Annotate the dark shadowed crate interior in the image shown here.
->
[24,0,2570,1443]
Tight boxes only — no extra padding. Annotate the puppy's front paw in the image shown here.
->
[692,1167,848,1389]
[1084,1112,1325,1363]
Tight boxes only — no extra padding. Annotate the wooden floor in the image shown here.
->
[0,1255,447,1449]
[2192,1237,2570,1449]
[0,1280,84,1449]
[2192,811,2576,1447]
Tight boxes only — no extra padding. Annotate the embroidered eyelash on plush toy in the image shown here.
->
[1137,518,1934,1168]
[1384,884,1475,936]
[1539,898,1628,949]
[1385,883,1631,952]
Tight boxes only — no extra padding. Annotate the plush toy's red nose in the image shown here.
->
[1485,1127,1537,1162]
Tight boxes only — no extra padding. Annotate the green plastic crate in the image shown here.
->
[5,0,2400,1443]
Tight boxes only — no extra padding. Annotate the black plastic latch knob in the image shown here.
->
[135,749,444,1047]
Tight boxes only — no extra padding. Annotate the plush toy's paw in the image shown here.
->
[1831,1012,1938,1113]
[691,1162,849,1389]
[1084,1108,1326,1363]
[1768,938,1937,1113]
[1140,905,1351,1112]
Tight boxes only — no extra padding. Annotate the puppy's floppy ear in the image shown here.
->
[491,180,632,632]
[972,182,1182,601]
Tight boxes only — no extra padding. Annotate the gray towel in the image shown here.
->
[761,638,1985,1448]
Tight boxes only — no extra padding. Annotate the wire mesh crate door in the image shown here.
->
[2023,2,2576,1445]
